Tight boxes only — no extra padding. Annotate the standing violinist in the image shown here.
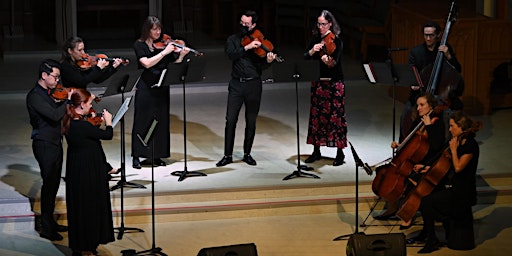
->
[401,21,462,141]
[60,36,123,89]
[216,10,277,167]
[410,111,481,253]
[62,88,116,256]
[303,10,347,166]
[374,93,446,229]
[131,16,190,169]
[26,59,69,241]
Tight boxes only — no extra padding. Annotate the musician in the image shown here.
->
[375,93,446,228]
[303,10,347,166]
[26,59,69,241]
[131,16,190,169]
[62,89,115,256]
[216,10,277,167]
[412,111,481,253]
[60,36,123,89]
[401,21,462,141]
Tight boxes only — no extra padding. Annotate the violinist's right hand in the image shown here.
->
[102,109,113,126]
[244,40,261,51]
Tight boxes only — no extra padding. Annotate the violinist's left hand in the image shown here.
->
[266,52,276,63]
[112,58,123,68]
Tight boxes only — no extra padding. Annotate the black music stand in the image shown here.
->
[271,60,321,180]
[101,73,145,240]
[125,119,167,256]
[333,141,373,241]
[164,58,207,182]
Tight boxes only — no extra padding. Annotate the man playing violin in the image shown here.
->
[216,10,277,167]
[26,59,70,241]
[60,36,124,89]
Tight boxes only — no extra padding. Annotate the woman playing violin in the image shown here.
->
[303,10,347,166]
[131,16,190,169]
[62,88,117,256]
[374,93,446,227]
[60,36,124,89]
[410,111,481,253]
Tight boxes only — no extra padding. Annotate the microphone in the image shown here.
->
[388,47,408,51]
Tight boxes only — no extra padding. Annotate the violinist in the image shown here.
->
[26,59,69,241]
[410,111,481,253]
[303,10,347,166]
[132,16,190,169]
[60,36,124,89]
[374,93,446,228]
[216,10,277,167]
[62,89,116,256]
[401,21,462,141]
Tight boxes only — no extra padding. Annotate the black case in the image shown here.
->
[346,232,406,256]
[197,243,258,256]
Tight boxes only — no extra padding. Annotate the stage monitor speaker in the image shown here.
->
[346,232,405,256]
[197,243,258,256]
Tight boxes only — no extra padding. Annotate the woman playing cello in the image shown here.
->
[374,93,446,228]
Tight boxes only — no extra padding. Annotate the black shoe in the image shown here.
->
[55,224,68,232]
[305,151,321,163]
[400,222,414,230]
[418,238,440,254]
[153,158,167,166]
[132,157,141,169]
[140,159,158,167]
[373,211,397,220]
[333,150,345,166]
[111,167,122,175]
[216,156,233,167]
[242,154,257,166]
[40,232,63,241]
[407,231,427,245]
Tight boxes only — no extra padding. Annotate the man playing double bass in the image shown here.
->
[400,21,462,141]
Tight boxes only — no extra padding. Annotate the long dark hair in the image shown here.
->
[313,10,341,36]
[138,16,162,42]
[61,36,84,63]
[62,88,92,135]
[450,111,482,141]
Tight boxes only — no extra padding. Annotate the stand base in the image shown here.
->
[333,233,352,241]
[110,180,147,191]
[171,170,207,182]
[122,247,167,256]
[114,224,144,240]
[283,166,320,180]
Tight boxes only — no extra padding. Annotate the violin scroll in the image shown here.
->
[153,34,205,56]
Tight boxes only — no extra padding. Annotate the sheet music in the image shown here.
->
[363,64,376,83]
[112,97,132,128]
[151,69,167,88]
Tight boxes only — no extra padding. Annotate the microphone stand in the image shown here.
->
[333,142,373,241]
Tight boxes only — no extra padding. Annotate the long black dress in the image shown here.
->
[131,40,175,159]
[65,120,114,252]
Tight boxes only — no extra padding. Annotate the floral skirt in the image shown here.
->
[306,80,347,149]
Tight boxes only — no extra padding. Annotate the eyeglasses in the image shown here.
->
[317,22,330,27]
[48,73,61,80]
[423,33,437,38]
[240,21,252,27]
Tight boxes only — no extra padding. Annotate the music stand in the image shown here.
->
[164,58,207,182]
[101,73,145,240]
[127,119,167,256]
[271,60,321,180]
[333,141,373,241]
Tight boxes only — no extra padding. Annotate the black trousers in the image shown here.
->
[223,78,262,156]
[32,139,63,234]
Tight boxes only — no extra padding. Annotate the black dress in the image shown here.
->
[65,120,114,252]
[131,40,175,159]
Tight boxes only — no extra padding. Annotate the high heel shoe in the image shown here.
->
[399,217,415,230]
[373,211,397,220]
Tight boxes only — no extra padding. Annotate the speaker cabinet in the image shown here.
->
[346,232,406,256]
[197,243,258,256]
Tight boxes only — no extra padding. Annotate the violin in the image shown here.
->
[241,29,284,62]
[50,84,102,103]
[77,53,130,70]
[320,32,336,56]
[153,34,205,56]
[84,108,103,126]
